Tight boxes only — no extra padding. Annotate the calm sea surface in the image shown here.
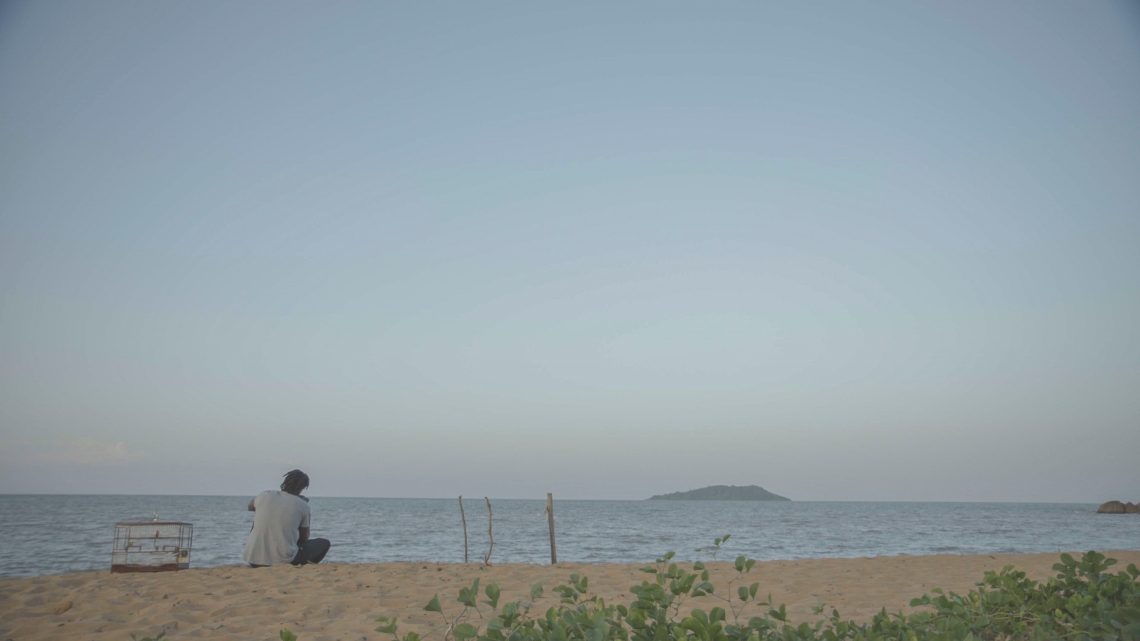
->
[1,496,1136,578]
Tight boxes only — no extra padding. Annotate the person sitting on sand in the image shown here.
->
[243,469,331,567]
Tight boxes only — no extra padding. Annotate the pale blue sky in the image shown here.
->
[1,1,1138,500]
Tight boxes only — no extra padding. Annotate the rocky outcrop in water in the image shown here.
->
[1096,501,1137,514]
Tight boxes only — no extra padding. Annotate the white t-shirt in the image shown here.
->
[242,491,311,566]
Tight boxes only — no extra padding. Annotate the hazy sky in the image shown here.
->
[2,1,1138,501]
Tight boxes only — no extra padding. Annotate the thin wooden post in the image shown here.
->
[546,493,557,564]
[483,497,494,566]
[459,496,468,563]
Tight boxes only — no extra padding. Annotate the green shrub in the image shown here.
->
[378,542,1140,641]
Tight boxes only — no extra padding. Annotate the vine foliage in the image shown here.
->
[376,543,1140,641]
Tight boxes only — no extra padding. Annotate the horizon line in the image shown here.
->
[0,493,1110,504]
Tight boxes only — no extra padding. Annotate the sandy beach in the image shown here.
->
[3,550,1137,641]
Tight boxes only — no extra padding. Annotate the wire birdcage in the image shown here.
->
[111,521,193,573]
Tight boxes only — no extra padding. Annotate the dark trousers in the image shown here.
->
[291,538,330,565]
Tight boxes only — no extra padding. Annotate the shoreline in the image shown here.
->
[2,550,1138,640]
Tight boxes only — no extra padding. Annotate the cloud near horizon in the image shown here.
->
[0,438,149,466]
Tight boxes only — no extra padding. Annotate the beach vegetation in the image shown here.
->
[374,541,1140,641]
[695,534,732,561]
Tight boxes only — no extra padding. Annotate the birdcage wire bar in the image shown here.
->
[111,522,193,573]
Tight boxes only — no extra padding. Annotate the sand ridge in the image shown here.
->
[2,551,1138,641]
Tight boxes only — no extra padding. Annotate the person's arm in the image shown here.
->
[297,502,311,545]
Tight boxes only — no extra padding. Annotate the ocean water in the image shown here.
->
[1,495,1136,578]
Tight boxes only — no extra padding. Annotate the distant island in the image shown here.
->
[647,485,790,501]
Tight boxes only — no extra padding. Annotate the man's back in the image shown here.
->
[243,490,311,566]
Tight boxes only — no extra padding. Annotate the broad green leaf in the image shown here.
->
[484,583,501,609]
[681,617,705,634]
[424,594,442,614]
[375,618,398,635]
[453,623,479,640]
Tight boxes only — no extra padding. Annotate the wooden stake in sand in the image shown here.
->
[459,496,468,563]
[483,497,494,566]
[546,492,557,564]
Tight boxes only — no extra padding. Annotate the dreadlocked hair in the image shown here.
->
[281,469,310,496]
